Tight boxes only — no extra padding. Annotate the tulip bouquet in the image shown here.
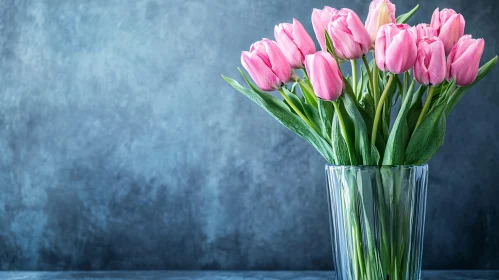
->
[223,1,496,279]
[223,1,496,167]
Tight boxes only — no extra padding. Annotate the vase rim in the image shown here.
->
[325,164,428,169]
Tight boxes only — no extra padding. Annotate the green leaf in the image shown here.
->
[382,76,398,141]
[410,85,428,109]
[223,75,334,163]
[382,80,415,165]
[342,77,358,105]
[404,101,446,165]
[282,87,323,135]
[402,72,411,101]
[341,94,380,165]
[324,30,341,66]
[360,91,375,119]
[290,82,299,95]
[359,107,386,157]
[303,102,326,141]
[284,88,305,114]
[298,79,318,108]
[396,5,419,24]
[445,56,498,116]
[331,112,351,165]
[407,85,428,133]
[361,63,372,96]
[318,99,334,141]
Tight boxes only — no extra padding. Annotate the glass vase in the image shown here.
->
[325,165,428,280]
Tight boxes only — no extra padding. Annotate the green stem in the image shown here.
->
[351,60,358,97]
[415,86,435,130]
[297,78,318,108]
[362,56,374,95]
[373,61,380,105]
[279,89,317,132]
[333,100,356,165]
[371,73,394,146]
[298,78,313,92]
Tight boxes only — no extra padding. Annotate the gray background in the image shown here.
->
[0,0,498,271]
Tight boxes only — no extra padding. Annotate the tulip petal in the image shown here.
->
[305,52,343,101]
[345,9,371,53]
[329,21,362,60]
[385,30,417,73]
[439,13,465,53]
[275,24,303,68]
[449,39,484,86]
[365,0,396,43]
[292,19,316,58]
[262,39,292,83]
[427,39,447,85]
[414,48,430,85]
[312,7,337,51]
[241,51,280,91]
[430,8,442,33]
[375,27,387,71]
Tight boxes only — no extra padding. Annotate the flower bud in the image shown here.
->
[375,23,417,74]
[365,0,396,44]
[431,8,465,54]
[414,37,447,86]
[312,6,338,51]
[327,9,371,60]
[274,19,316,68]
[447,35,485,87]
[305,51,344,101]
[413,23,437,42]
[241,39,292,91]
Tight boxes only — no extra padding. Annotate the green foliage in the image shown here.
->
[318,99,334,142]
[223,74,334,163]
[404,81,456,165]
[383,79,415,165]
[396,5,419,24]
[331,112,351,165]
[445,56,498,116]
[342,94,380,166]
[225,52,496,166]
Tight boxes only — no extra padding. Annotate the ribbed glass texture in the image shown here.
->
[326,165,428,280]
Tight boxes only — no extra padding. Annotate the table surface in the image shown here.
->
[0,271,498,280]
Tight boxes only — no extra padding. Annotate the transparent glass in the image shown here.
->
[326,165,428,280]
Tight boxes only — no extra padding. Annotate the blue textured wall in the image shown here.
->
[0,0,498,270]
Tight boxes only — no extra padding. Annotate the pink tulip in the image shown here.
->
[414,37,447,86]
[274,19,316,68]
[305,51,344,101]
[312,6,338,51]
[413,23,437,42]
[375,23,417,74]
[447,35,485,86]
[365,0,396,44]
[327,8,371,60]
[241,39,292,91]
[431,8,465,54]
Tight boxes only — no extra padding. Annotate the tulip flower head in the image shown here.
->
[305,51,344,101]
[274,19,317,69]
[431,8,465,54]
[414,23,437,42]
[327,8,371,60]
[447,35,485,87]
[365,0,396,44]
[241,39,292,91]
[375,23,418,74]
[312,6,339,51]
[414,37,447,86]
